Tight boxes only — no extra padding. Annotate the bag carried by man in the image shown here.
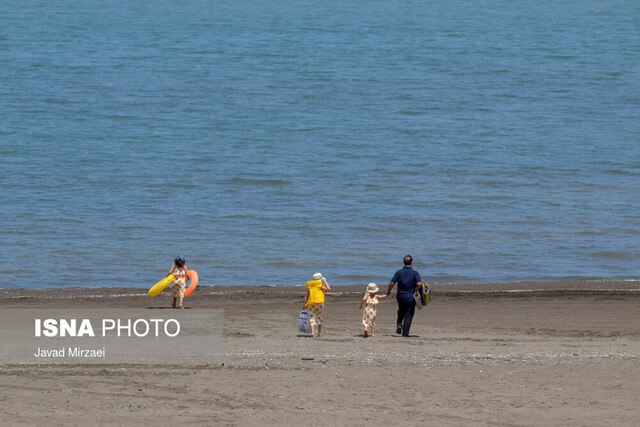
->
[414,283,431,309]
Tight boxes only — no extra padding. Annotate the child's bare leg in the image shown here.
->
[171,297,176,308]
[179,295,184,309]
[310,324,316,337]
[317,324,322,337]
[371,325,376,337]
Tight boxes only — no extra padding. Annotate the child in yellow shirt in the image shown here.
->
[303,272,331,337]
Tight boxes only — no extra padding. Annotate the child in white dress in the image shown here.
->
[168,255,187,309]
[359,283,388,337]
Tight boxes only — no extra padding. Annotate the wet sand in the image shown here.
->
[1,281,639,426]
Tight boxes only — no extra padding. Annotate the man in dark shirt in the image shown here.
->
[386,255,424,337]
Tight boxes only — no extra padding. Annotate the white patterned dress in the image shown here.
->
[306,303,324,326]
[172,266,188,297]
[362,294,379,328]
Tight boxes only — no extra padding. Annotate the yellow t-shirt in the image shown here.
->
[305,280,324,305]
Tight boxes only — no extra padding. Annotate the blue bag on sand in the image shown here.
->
[298,309,311,333]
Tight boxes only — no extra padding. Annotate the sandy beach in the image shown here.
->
[1,281,639,426]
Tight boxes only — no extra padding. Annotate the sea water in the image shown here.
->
[1,0,639,288]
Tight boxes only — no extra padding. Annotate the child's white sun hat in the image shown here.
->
[366,283,379,293]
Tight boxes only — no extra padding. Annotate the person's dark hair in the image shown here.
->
[403,255,413,266]
[174,255,186,268]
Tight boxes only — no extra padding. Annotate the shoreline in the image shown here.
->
[1,279,639,307]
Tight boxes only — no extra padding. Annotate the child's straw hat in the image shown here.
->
[312,272,323,280]
[366,283,379,293]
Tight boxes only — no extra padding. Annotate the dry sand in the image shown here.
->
[1,281,639,426]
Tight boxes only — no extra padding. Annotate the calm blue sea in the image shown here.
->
[1,0,639,289]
